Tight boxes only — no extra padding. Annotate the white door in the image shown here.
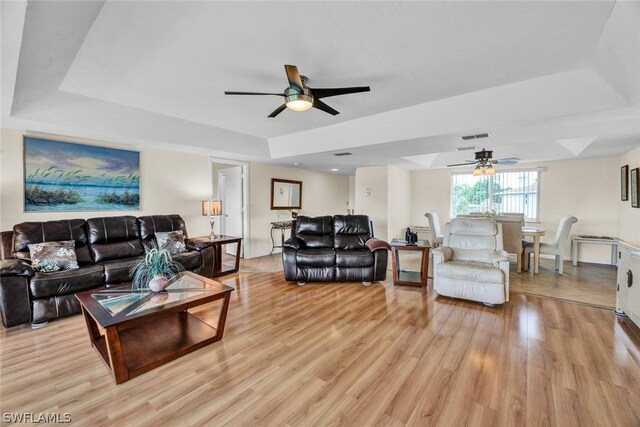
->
[219,166,243,256]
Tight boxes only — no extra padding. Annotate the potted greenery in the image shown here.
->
[130,248,184,292]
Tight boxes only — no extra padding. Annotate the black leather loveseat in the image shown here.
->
[0,215,214,328]
[282,215,390,284]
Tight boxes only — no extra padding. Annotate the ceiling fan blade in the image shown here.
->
[494,157,520,165]
[447,162,476,167]
[268,104,287,118]
[313,99,340,116]
[225,91,284,96]
[284,65,304,93]
[311,86,371,99]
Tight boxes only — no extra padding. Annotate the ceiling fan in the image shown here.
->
[224,64,370,118]
[447,148,520,175]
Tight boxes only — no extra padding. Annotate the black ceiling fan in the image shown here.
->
[447,148,520,168]
[224,64,370,118]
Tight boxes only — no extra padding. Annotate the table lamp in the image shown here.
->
[202,200,222,240]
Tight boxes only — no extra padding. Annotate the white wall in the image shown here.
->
[618,146,640,243]
[410,157,620,264]
[387,166,411,240]
[0,128,213,236]
[348,175,355,213]
[247,163,349,258]
[355,166,389,240]
[354,166,412,241]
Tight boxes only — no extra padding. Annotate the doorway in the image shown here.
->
[219,166,243,256]
[211,160,249,259]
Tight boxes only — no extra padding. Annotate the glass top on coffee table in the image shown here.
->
[90,272,229,317]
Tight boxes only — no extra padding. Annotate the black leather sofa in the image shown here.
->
[282,215,390,284]
[0,215,214,328]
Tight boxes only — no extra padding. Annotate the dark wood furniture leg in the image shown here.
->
[420,248,430,288]
[233,241,241,274]
[215,292,231,341]
[213,242,223,277]
[105,326,128,384]
[391,247,399,286]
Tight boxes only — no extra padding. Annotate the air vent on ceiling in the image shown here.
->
[456,145,476,151]
[459,133,491,141]
[333,152,352,157]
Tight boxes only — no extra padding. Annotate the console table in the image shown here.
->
[270,221,292,254]
[571,235,618,266]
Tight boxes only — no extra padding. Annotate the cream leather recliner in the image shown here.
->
[432,218,510,305]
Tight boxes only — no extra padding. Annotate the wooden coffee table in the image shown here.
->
[390,239,431,288]
[75,271,234,384]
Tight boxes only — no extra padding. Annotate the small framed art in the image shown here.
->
[621,165,629,201]
[631,167,639,208]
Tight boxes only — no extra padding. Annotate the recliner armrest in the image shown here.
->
[365,238,390,252]
[185,237,213,251]
[488,250,510,266]
[432,247,453,263]
[0,259,34,277]
[282,237,300,250]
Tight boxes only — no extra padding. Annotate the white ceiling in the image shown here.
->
[2,1,640,174]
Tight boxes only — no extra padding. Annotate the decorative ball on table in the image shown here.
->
[130,248,184,292]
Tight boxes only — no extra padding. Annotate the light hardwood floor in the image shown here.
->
[1,257,639,426]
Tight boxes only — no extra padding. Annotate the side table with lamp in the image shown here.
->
[201,200,242,277]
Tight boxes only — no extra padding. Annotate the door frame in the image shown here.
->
[210,158,250,258]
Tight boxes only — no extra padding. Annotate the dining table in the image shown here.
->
[522,226,545,274]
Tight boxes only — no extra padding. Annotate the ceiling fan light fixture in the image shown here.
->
[485,165,496,176]
[473,166,483,176]
[285,87,314,112]
[286,96,314,112]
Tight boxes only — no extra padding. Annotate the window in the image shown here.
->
[451,169,540,221]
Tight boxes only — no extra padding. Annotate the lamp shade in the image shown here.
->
[202,200,222,216]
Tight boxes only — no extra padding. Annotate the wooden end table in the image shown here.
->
[390,239,431,288]
[198,235,242,277]
[75,272,233,384]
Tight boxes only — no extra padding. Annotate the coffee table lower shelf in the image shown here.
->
[90,312,220,384]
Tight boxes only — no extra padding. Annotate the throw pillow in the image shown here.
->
[28,240,80,273]
[155,230,187,255]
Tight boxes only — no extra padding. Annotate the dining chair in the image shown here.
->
[523,215,578,275]
[494,214,525,272]
[424,212,443,247]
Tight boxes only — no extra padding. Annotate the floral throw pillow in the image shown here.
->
[28,240,80,273]
[155,230,187,255]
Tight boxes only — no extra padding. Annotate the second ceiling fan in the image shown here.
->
[447,148,520,175]
[224,64,370,118]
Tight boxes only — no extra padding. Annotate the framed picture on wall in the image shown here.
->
[631,168,639,208]
[621,165,629,201]
[23,136,140,212]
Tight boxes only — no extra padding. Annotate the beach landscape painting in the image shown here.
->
[24,137,140,212]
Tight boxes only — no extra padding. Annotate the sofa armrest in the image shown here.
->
[0,274,32,327]
[282,237,300,250]
[282,247,298,281]
[186,237,213,251]
[432,247,453,263]
[0,259,34,277]
[365,238,391,252]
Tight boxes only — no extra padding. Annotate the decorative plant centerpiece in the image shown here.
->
[483,210,497,218]
[130,248,184,292]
